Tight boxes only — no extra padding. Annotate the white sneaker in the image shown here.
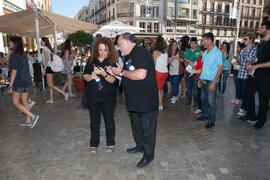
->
[65,93,69,102]
[194,109,202,114]
[158,106,163,110]
[237,108,247,116]
[29,101,36,110]
[46,100,54,104]
[170,96,177,104]
[19,122,32,127]
[31,115,39,128]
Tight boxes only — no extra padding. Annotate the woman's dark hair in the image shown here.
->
[180,37,190,52]
[9,36,24,55]
[41,37,53,53]
[152,36,166,53]
[222,42,230,55]
[60,38,72,58]
[168,40,179,57]
[90,37,118,64]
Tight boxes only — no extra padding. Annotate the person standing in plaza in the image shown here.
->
[236,33,257,117]
[8,36,39,128]
[243,21,270,129]
[217,42,230,96]
[197,32,223,128]
[83,37,118,154]
[41,37,69,104]
[110,33,158,168]
[152,36,168,110]
[184,37,201,106]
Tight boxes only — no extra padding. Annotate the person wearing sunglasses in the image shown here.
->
[236,33,257,117]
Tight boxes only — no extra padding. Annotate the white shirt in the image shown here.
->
[169,55,179,75]
[42,46,52,67]
[155,53,168,73]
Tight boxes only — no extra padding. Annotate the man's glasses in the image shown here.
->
[243,38,247,41]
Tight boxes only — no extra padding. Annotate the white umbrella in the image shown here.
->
[93,21,144,38]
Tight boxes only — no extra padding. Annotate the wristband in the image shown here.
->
[119,69,124,77]
[104,73,108,78]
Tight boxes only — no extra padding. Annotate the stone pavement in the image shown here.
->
[0,78,270,180]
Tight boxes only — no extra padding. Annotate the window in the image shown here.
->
[217,4,222,12]
[246,7,249,16]
[202,28,205,35]
[203,2,207,11]
[152,7,159,17]
[193,0,197,4]
[224,30,227,36]
[225,5,230,13]
[147,22,152,32]
[250,21,254,29]
[85,10,88,15]
[168,0,174,1]
[178,8,189,17]
[177,29,187,33]
[193,10,197,19]
[252,8,256,16]
[257,8,261,18]
[167,20,174,27]
[154,23,159,32]
[253,0,256,4]
[244,21,248,28]
[217,29,220,36]
[259,0,262,5]
[141,5,146,17]
[202,15,206,24]
[247,0,250,3]
[167,29,173,33]
[216,16,222,25]
[176,21,187,26]
[211,3,214,12]
[178,0,189,2]
[168,7,174,17]
[255,21,259,28]
[140,22,146,32]
[210,16,214,24]
[190,30,196,33]
[224,17,229,26]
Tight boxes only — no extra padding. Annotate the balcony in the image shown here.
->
[117,12,134,18]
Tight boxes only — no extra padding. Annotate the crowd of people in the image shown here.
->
[1,20,269,169]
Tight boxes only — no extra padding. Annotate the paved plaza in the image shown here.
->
[0,79,270,180]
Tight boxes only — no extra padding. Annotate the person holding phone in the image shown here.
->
[83,37,118,154]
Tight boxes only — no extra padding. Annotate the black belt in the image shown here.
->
[201,80,211,84]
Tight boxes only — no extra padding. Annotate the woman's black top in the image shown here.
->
[10,53,32,88]
[83,58,116,103]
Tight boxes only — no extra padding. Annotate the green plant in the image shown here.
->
[67,30,93,47]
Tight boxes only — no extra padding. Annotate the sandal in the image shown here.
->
[89,147,97,154]
[106,146,115,153]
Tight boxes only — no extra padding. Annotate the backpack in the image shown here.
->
[51,54,64,72]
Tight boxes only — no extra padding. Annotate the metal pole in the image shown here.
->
[234,18,240,57]
[94,0,96,24]
[53,25,57,53]
[33,4,45,91]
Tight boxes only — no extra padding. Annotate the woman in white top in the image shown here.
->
[152,36,168,110]
[168,40,184,104]
[41,37,68,104]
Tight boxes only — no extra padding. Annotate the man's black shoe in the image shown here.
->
[126,147,143,154]
[137,158,153,168]
[204,122,215,128]
[239,115,257,121]
[197,116,208,121]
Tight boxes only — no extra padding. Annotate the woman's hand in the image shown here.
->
[94,66,106,77]
[91,71,98,80]
[8,86,12,94]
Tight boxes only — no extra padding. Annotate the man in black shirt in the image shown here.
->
[110,33,158,168]
[244,21,270,129]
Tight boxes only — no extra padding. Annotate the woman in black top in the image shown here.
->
[8,36,39,128]
[83,37,118,154]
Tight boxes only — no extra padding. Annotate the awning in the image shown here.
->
[0,8,99,38]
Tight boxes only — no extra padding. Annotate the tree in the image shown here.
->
[67,30,93,47]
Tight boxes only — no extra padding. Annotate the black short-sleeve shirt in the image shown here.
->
[254,39,270,77]
[83,58,116,103]
[122,45,158,112]
[10,53,32,88]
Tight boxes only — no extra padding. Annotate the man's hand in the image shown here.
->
[209,82,216,91]
[248,65,258,73]
[111,63,122,76]
[197,80,201,88]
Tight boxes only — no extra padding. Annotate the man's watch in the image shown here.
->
[119,69,124,77]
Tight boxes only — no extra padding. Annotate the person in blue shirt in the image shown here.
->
[197,32,223,128]
[217,42,230,96]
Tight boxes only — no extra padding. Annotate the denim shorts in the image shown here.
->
[13,86,32,93]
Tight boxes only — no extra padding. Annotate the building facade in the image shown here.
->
[163,0,199,40]
[77,5,90,22]
[239,0,264,37]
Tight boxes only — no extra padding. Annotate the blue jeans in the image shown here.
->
[218,70,229,94]
[237,79,247,110]
[233,70,240,99]
[169,74,183,97]
[186,72,198,103]
[201,81,217,124]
